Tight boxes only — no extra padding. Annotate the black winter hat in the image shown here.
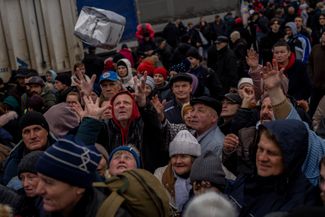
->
[19,111,49,133]
[55,74,71,86]
[169,73,193,88]
[191,96,222,115]
[224,93,242,104]
[190,151,226,188]
[18,151,43,177]
[215,35,229,44]
[186,47,202,61]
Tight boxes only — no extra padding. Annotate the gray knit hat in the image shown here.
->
[190,151,226,187]
[169,130,201,157]
[145,75,155,90]
[18,151,44,177]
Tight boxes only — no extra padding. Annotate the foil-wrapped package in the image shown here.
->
[74,7,126,49]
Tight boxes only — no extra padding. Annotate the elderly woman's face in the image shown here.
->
[109,151,137,176]
[171,154,193,176]
[20,172,40,197]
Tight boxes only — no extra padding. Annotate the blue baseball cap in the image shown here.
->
[99,71,120,83]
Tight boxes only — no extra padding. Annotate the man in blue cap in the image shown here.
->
[99,71,123,101]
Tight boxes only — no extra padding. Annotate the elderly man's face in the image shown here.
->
[190,104,218,135]
[113,94,133,123]
[36,173,85,213]
[20,172,40,197]
[22,125,48,151]
[260,97,275,123]
[100,80,122,100]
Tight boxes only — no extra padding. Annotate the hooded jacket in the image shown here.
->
[227,119,320,217]
[285,22,311,64]
[116,59,135,92]
[76,91,163,171]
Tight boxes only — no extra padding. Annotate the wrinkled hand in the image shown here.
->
[73,70,96,97]
[262,60,285,91]
[134,73,147,107]
[101,103,112,120]
[297,100,309,112]
[169,71,177,78]
[70,102,87,121]
[151,95,167,122]
[246,48,259,69]
[223,133,239,153]
[83,95,109,120]
[239,86,256,109]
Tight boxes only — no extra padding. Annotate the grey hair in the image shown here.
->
[230,31,241,41]
[183,192,237,217]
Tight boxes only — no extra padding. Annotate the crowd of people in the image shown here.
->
[1,0,325,216]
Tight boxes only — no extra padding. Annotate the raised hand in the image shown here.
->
[83,95,109,120]
[73,70,96,97]
[262,60,285,91]
[223,133,239,154]
[246,48,259,70]
[151,95,167,122]
[70,102,87,121]
[239,86,256,109]
[134,73,147,107]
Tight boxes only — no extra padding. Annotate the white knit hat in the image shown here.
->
[237,77,253,89]
[169,130,201,157]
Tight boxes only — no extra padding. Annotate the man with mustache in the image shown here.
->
[25,76,56,112]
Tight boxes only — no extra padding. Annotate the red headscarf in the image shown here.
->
[111,91,140,145]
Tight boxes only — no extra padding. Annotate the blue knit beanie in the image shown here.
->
[36,136,101,188]
[108,146,141,168]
